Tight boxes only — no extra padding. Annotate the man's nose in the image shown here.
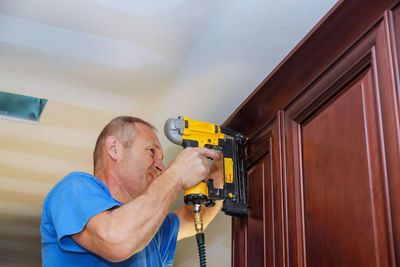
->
[153,157,166,174]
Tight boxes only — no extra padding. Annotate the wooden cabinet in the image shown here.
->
[225,1,400,266]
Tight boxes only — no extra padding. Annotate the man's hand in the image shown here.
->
[167,147,219,189]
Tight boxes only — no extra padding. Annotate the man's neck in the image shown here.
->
[94,168,134,204]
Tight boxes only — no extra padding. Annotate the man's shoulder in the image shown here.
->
[45,172,109,202]
[56,171,104,188]
[41,172,119,223]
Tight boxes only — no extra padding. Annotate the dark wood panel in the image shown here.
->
[229,2,400,267]
[237,137,276,267]
[283,114,305,267]
[385,6,400,266]
[283,14,399,266]
[247,157,265,267]
[232,216,247,267]
[245,122,273,168]
[264,139,276,267]
[302,69,391,267]
[271,113,287,267]
[383,7,400,266]
[247,153,268,267]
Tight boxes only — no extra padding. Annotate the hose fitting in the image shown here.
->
[193,203,203,233]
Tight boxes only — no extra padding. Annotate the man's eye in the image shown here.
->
[148,148,155,155]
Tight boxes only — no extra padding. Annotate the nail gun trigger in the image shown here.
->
[207,179,224,201]
[204,144,223,151]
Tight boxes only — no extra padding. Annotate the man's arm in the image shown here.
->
[71,147,218,262]
[174,153,224,240]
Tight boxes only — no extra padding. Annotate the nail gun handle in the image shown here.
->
[184,182,208,206]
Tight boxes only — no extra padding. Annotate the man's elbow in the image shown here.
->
[101,248,131,263]
[94,231,141,262]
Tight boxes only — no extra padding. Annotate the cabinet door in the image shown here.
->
[232,132,277,267]
[284,19,399,267]
[231,8,400,267]
[232,143,271,267]
[247,152,272,267]
[302,69,389,266]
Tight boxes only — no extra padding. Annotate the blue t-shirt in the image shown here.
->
[41,172,179,266]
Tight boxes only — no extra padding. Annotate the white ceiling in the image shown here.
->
[0,0,337,265]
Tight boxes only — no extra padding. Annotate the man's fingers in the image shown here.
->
[195,147,219,160]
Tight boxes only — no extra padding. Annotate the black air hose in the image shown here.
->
[196,233,206,267]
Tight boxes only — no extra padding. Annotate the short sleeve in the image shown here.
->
[155,213,180,266]
[47,175,120,253]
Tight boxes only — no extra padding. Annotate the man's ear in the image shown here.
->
[105,136,118,160]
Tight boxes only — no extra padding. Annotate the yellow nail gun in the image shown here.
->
[164,116,249,217]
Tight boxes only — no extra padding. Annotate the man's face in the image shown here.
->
[117,123,165,197]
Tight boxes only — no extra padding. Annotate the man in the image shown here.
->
[41,116,223,266]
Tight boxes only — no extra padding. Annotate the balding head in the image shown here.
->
[93,116,156,172]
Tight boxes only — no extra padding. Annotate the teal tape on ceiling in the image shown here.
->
[0,91,47,123]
